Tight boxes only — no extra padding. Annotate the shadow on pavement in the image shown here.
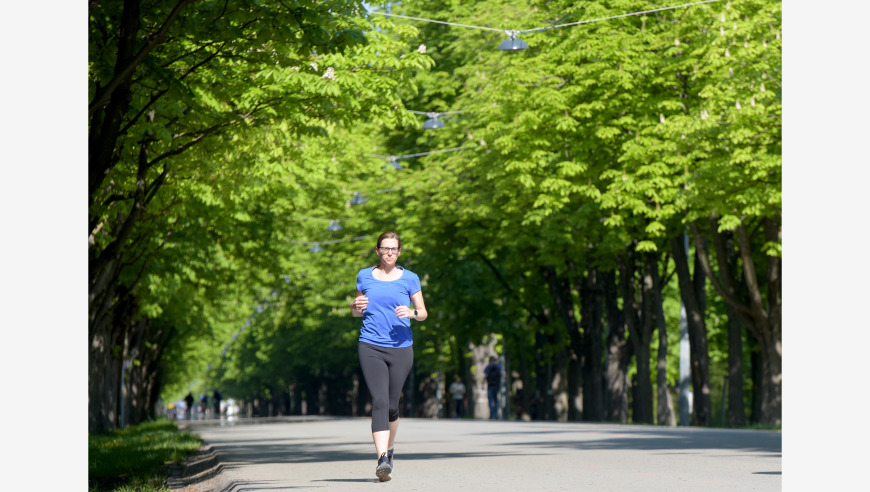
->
[211,444,522,466]
[499,430,781,455]
[313,478,379,483]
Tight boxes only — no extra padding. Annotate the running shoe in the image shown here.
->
[376,452,391,482]
[387,448,394,472]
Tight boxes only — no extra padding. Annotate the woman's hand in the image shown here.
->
[395,306,415,319]
[352,294,369,312]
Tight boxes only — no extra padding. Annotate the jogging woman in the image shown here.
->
[350,231,428,482]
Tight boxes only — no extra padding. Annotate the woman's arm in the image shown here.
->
[409,290,428,321]
[394,291,428,321]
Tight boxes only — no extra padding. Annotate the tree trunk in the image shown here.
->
[89,141,154,433]
[671,235,713,426]
[749,340,762,424]
[534,332,550,420]
[690,216,782,425]
[124,319,146,426]
[89,256,125,433]
[622,250,653,424]
[725,310,747,427]
[515,331,534,421]
[89,324,122,433]
[568,354,583,421]
[577,266,605,421]
[647,256,676,427]
[469,335,497,419]
[540,264,586,418]
[762,216,783,425]
[551,347,569,422]
[89,0,141,201]
[417,373,441,418]
[90,280,151,432]
[318,376,328,415]
[602,268,630,423]
[709,225,747,428]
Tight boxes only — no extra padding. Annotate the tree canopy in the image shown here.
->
[88,0,781,432]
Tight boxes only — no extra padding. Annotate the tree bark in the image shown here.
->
[671,235,713,426]
[89,0,197,118]
[88,259,124,433]
[749,339,763,424]
[89,144,153,433]
[725,310,746,427]
[708,222,747,427]
[602,268,630,423]
[417,373,441,418]
[469,335,497,419]
[568,354,583,421]
[577,265,605,421]
[690,217,782,425]
[763,216,783,425]
[515,330,534,421]
[534,332,550,420]
[551,347,569,422]
[647,255,676,427]
[622,250,653,424]
[540,265,585,376]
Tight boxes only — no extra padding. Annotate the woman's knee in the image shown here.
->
[371,396,389,412]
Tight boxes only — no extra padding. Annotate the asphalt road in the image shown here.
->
[173,416,781,491]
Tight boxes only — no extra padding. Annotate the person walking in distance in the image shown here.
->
[448,375,466,418]
[184,392,194,420]
[199,393,208,419]
[484,356,503,420]
[351,231,428,482]
[213,389,223,418]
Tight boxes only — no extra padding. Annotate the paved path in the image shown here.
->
[173,416,781,491]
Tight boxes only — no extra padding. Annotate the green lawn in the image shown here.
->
[88,418,201,492]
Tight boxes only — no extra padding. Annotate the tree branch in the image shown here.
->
[118,89,169,137]
[735,223,768,321]
[708,215,757,330]
[688,222,755,318]
[89,0,198,117]
[144,165,170,206]
[478,253,548,325]
[91,139,152,274]
[144,120,233,170]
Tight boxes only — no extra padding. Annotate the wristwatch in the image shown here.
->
[413,309,418,320]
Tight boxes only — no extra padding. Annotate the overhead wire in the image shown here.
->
[370,0,722,36]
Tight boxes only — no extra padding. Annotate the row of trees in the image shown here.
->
[88,0,432,433]
[88,0,781,433]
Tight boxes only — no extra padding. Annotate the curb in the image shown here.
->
[165,444,223,490]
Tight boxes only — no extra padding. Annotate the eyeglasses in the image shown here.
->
[378,247,399,254]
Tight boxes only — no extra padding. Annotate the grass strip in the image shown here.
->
[89,418,202,492]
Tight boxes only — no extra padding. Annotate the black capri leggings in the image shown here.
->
[358,342,414,432]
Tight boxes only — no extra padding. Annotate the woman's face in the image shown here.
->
[376,238,400,265]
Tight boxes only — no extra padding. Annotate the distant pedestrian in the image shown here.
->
[484,356,502,420]
[200,393,208,417]
[184,392,194,419]
[448,375,466,418]
[213,389,223,417]
[350,231,428,482]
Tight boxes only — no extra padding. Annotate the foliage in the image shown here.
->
[88,0,435,415]
[88,0,781,426]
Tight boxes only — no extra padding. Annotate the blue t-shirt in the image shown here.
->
[356,266,421,348]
